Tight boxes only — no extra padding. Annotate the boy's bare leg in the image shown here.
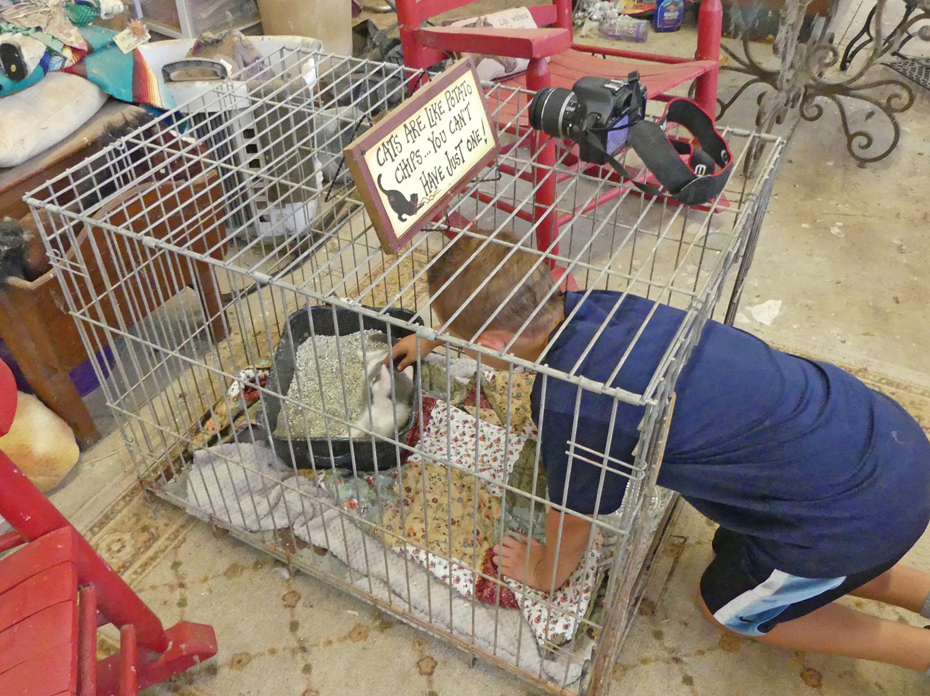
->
[848,564,930,614]
[698,594,930,671]
[756,603,930,671]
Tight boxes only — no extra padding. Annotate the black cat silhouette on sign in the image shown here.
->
[344,59,500,253]
[376,174,423,222]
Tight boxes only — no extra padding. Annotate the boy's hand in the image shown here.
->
[493,535,548,591]
[389,334,442,371]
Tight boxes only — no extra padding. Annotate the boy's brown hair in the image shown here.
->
[426,229,564,341]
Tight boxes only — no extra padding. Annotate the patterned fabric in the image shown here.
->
[389,395,605,646]
[496,441,549,567]
[506,439,548,510]
[1,0,86,48]
[484,371,536,435]
[382,395,518,599]
[384,456,500,556]
[401,547,477,597]
[460,371,535,436]
[412,398,522,497]
[184,361,273,452]
[63,25,170,109]
[474,547,520,608]
[503,536,604,647]
[62,2,97,26]
[418,360,472,405]
[190,358,607,648]
[227,361,272,403]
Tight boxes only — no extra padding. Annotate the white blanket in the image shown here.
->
[185,442,592,685]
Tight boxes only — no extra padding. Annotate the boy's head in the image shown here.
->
[426,229,564,354]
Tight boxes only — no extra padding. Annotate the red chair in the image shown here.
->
[395,0,723,269]
[0,358,217,696]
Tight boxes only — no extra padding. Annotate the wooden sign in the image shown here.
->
[344,59,500,253]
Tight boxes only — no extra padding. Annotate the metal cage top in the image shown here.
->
[25,48,785,407]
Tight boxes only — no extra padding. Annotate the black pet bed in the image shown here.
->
[263,304,422,472]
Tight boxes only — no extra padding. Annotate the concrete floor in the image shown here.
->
[11,3,930,695]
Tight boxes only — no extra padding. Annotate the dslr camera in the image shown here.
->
[528,72,647,165]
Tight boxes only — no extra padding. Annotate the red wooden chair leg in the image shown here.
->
[78,585,98,696]
[96,622,218,696]
[694,0,723,121]
[0,530,23,553]
[525,58,560,265]
[522,57,581,291]
[118,625,138,696]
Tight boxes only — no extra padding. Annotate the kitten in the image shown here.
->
[0,218,25,280]
[349,350,415,440]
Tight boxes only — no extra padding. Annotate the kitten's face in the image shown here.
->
[372,364,413,395]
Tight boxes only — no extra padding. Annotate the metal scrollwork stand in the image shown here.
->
[718,0,927,164]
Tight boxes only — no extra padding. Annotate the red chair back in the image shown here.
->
[395,0,573,70]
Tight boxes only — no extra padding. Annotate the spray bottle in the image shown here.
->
[653,0,684,32]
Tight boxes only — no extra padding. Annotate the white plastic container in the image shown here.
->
[139,35,321,105]
[139,36,324,239]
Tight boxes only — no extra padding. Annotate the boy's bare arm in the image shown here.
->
[390,331,444,370]
[494,509,592,593]
[540,509,593,591]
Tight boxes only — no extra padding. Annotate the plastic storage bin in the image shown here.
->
[138,0,261,39]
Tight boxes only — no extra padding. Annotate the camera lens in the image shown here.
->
[528,88,577,141]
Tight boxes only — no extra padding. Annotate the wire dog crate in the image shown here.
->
[27,47,784,696]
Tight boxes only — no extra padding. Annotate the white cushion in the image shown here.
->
[0,72,108,168]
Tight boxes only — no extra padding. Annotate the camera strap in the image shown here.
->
[584,98,733,206]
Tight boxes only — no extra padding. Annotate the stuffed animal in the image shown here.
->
[0,391,79,491]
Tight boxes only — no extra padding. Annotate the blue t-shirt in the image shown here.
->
[531,291,930,577]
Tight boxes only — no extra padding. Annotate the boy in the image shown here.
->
[392,229,930,672]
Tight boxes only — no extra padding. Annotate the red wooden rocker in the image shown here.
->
[0,358,217,696]
[396,0,723,275]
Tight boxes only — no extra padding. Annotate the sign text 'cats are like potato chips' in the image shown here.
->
[344,59,500,253]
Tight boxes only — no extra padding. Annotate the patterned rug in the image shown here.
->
[83,360,930,696]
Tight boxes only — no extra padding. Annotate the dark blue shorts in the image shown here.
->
[699,526,902,636]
